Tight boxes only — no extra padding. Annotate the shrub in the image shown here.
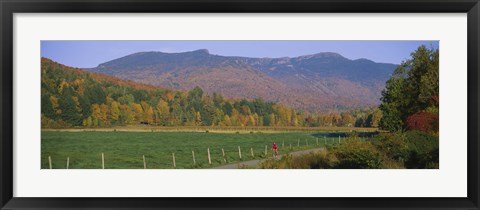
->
[405,112,439,133]
[259,131,438,169]
[373,133,410,162]
[259,150,334,169]
[330,139,383,169]
[403,131,439,169]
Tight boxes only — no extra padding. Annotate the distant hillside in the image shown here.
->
[86,50,397,112]
[41,58,379,128]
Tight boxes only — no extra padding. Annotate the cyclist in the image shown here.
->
[272,142,278,159]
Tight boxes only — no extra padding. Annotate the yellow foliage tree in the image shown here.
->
[50,95,61,115]
[223,115,232,126]
[132,103,143,123]
[110,101,120,122]
[99,104,109,125]
[145,107,154,124]
[156,99,170,124]
[195,111,202,126]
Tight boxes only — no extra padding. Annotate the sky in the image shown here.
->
[41,40,439,68]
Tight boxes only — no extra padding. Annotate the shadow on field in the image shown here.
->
[310,131,379,138]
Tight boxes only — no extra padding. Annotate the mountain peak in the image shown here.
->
[190,49,210,54]
[354,58,375,63]
[312,52,345,58]
[295,52,347,60]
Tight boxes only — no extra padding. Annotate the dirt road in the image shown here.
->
[213,147,325,169]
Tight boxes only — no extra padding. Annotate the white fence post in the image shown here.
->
[172,153,176,168]
[192,150,196,165]
[143,155,146,169]
[48,156,52,169]
[66,157,69,169]
[208,148,212,165]
[222,148,226,163]
[102,153,105,169]
[238,146,242,159]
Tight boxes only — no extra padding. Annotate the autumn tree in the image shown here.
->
[268,113,276,126]
[99,104,109,125]
[145,107,154,124]
[90,104,101,127]
[195,111,202,126]
[222,115,232,126]
[120,105,134,125]
[132,103,143,123]
[341,113,355,127]
[156,99,170,125]
[110,101,120,123]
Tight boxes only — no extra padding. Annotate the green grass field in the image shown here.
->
[41,131,377,169]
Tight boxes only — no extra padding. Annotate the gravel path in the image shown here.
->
[213,147,325,169]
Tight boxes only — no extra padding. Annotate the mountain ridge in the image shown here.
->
[85,50,398,112]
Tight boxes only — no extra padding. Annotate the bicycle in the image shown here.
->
[272,148,278,160]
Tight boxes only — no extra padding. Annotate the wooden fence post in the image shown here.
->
[238,146,242,159]
[207,148,212,165]
[172,153,176,168]
[102,153,105,169]
[192,151,196,165]
[48,156,52,169]
[251,148,254,157]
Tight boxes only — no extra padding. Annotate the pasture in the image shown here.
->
[41,130,377,169]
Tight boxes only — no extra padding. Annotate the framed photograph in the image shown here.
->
[1,0,479,209]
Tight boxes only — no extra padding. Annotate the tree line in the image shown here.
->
[379,45,439,133]
[41,58,380,129]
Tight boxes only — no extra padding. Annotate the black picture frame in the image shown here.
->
[1,0,479,209]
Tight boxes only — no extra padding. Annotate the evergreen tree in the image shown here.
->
[59,86,82,126]
[41,94,55,119]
